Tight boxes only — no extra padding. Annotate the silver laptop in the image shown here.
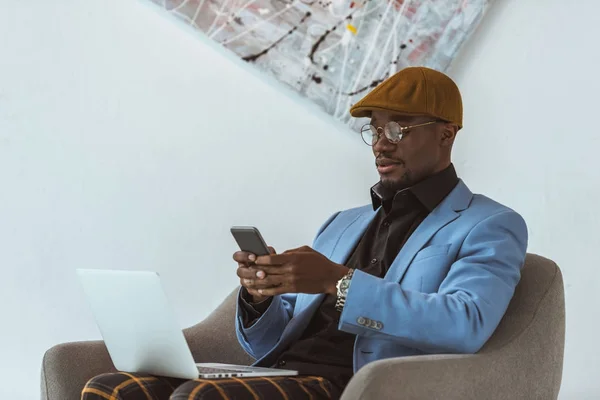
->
[77,269,298,379]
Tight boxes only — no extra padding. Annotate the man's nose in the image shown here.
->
[373,132,395,153]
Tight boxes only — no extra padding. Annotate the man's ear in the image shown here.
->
[440,123,458,147]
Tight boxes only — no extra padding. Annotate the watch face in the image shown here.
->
[340,279,350,291]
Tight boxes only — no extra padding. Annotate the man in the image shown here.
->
[83,67,527,399]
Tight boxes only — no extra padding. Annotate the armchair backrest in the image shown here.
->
[479,253,565,397]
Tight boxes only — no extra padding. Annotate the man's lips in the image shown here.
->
[376,159,403,174]
[376,159,402,167]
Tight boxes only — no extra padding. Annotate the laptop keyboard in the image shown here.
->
[197,366,249,374]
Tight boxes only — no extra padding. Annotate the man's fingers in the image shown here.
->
[233,251,257,264]
[237,266,286,289]
[282,245,313,254]
[237,267,267,280]
[255,265,292,275]
[257,246,314,262]
[239,275,285,290]
[267,246,277,255]
[255,254,292,266]
[257,285,290,297]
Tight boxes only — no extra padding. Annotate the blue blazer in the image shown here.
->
[235,180,528,372]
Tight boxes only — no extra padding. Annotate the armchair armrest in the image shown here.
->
[41,340,116,400]
[341,353,525,400]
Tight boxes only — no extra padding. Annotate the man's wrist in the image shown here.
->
[334,267,355,312]
[249,294,272,305]
[241,287,271,305]
[327,265,350,295]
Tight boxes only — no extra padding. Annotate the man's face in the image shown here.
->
[370,110,450,190]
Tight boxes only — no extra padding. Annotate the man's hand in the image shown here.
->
[233,247,276,303]
[248,246,349,297]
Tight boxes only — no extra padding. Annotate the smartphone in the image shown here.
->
[230,226,271,256]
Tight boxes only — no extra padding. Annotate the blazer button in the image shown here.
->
[357,317,367,326]
[278,360,286,367]
[375,322,383,330]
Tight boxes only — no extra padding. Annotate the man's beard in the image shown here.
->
[380,171,412,192]
[375,154,413,191]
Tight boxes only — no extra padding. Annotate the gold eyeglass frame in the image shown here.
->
[360,121,438,146]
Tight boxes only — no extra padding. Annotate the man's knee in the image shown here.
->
[82,372,172,399]
[170,380,224,400]
[82,372,130,398]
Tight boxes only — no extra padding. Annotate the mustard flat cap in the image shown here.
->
[350,67,463,128]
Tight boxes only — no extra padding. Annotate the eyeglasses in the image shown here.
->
[360,121,439,146]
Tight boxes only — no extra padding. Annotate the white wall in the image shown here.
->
[0,1,374,398]
[1,0,598,399]
[449,0,600,398]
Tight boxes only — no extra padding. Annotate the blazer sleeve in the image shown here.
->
[235,290,297,359]
[337,210,528,354]
[235,211,341,359]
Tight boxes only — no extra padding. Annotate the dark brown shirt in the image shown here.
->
[239,165,459,392]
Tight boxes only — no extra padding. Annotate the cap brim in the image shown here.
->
[349,107,372,118]
[350,105,437,120]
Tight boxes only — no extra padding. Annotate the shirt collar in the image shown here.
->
[370,164,459,212]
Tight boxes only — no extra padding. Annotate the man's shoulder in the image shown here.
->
[468,193,522,219]
[459,193,527,239]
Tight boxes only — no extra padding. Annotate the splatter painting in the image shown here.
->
[150,0,492,128]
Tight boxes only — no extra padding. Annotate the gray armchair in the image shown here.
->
[41,254,565,400]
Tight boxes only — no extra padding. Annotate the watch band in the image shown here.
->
[335,268,355,312]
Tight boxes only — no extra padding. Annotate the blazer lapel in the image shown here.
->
[328,209,378,264]
[386,180,473,283]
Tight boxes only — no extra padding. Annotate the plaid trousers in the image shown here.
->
[81,372,341,400]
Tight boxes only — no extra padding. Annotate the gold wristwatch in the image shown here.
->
[335,268,355,312]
